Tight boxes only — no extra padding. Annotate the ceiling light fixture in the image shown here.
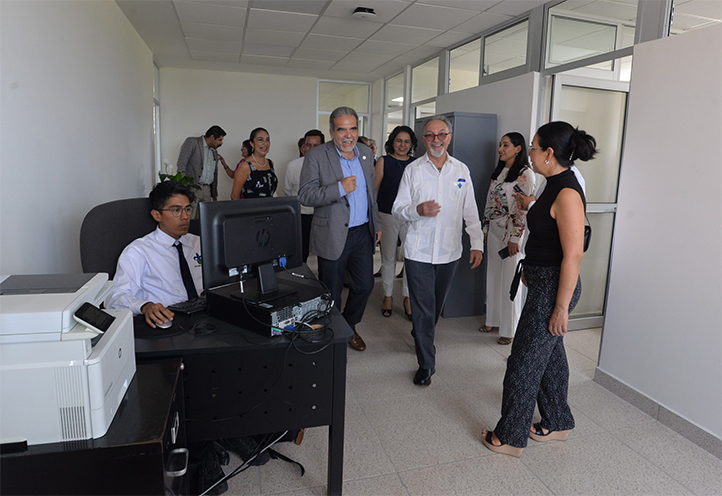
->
[352,7,377,20]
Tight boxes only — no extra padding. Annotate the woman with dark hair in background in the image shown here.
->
[223,140,253,179]
[231,128,277,199]
[481,132,535,345]
[375,125,417,319]
[482,121,597,458]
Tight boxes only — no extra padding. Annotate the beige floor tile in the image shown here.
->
[522,431,693,495]
[564,327,602,361]
[257,406,395,494]
[224,452,262,495]
[611,422,722,495]
[400,455,553,495]
[360,390,488,472]
[568,379,656,430]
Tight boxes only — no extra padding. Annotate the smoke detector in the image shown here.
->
[352,7,377,20]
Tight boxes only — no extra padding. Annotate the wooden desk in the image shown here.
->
[0,360,186,495]
[134,274,352,496]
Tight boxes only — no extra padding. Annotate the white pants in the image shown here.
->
[485,222,524,339]
[378,211,408,298]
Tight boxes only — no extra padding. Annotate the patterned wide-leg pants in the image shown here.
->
[493,264,581,448]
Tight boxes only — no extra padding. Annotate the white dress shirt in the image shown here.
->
[283,156,314,215]
[392,152,484,264]
[105,227,203,315]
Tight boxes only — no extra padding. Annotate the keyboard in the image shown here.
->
[168,297,207,314]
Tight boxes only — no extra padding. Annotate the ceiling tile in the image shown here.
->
[323,0,412,23]
[243,43,296,57]
[487,0,547,16]
[251,0,329,15]
[371,24,443,44]
[300,33,364,51]
[331,61,383,73]
[247,8,318,32]
[454,12,512,33]
[293,47,348,61]
[173,1,246,26]
[240,54,290,66]
[287,58,336,69]
[181,0,248,6]
[416,0,502,11]
[339,51,397,65]
[392,3,478,30]
[355,40,416,56]
[181,21,243,41]
[425,30,473,47]
[312,15,384,38]
[185,38,242,53]
[403,45,442,60]
[244,28,305,46]
[190,49,240,62]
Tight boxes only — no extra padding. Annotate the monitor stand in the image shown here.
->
[230,263,297,305]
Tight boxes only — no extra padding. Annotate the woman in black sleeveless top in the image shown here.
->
[482,121,597,458]
[375,126,417,319]
[231,127,278,199]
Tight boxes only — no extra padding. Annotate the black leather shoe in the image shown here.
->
[413,367,435,386]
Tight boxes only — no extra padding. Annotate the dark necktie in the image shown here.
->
[174,241,198,300]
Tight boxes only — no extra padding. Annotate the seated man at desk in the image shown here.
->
[105,181,202,328]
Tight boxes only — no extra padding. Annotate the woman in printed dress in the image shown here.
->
[480,132,535,344]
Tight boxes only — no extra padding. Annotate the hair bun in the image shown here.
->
[573,128,598,162]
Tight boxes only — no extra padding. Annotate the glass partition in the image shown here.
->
[483,19,529,77]
[449,38,480,93]
[385,73,404,112]
[412,57,439,103]
[546,0,638,70]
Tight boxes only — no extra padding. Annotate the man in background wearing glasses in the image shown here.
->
[105,181,202,328]
[392,115,484,386]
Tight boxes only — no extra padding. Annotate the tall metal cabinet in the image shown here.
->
[414,112,498,318]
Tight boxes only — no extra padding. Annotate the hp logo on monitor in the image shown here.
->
[256,229,271,248]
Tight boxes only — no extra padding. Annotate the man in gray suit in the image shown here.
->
[176,125,228,213]
[299,107,381,351]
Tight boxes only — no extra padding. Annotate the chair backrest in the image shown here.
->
[80,198,157,279]
[80,197,203,279]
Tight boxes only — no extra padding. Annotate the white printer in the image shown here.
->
[0,273,136,445]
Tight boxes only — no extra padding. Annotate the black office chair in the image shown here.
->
[80,197,201,279]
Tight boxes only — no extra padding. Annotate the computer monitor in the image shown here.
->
[199,197,303,303]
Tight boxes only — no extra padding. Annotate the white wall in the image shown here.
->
[0,0,154,274]
[599,25,722,438]
[159,68,318,201]
[435,71,540,144]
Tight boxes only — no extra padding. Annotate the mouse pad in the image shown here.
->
[133,313,190,339]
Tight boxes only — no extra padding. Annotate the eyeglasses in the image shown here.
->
[528,144,543,152]
[422,132,450,141]
[159,206,193,217]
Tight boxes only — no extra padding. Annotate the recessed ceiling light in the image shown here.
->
[352,7,377,20]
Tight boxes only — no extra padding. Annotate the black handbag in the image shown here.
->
[584,214,592,252]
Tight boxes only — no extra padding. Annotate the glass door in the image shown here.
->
[549,75,629,329]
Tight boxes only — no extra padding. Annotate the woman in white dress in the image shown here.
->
[481,132,535,344]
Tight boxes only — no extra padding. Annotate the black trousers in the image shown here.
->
[301,214,313,264]
[405,258,460,370]
[317,225,374,330]
[494,264,581,448]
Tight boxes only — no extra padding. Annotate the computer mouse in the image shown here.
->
[156,320,172,329]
